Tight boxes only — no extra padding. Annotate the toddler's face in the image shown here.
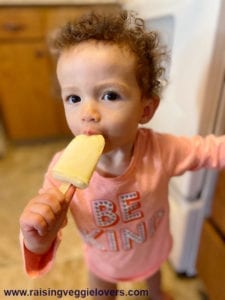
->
[57,41,152,153]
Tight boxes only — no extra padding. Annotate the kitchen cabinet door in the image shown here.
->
[0,42,70,140]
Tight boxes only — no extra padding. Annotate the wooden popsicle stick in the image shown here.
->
[59,182,71,194]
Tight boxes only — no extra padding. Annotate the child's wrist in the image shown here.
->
[23,239,55,255]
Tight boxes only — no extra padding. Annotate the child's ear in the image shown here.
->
[139,95,160,124]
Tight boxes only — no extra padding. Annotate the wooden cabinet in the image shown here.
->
[0,7,45,39]
[197,170,225,300]
[0,5,119,140]
[0,40,67,140]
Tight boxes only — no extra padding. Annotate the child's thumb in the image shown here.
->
[65,185,76,205]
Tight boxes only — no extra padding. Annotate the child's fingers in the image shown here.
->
[21,192,62,234]
[64,185,76,204]
[29,193,62,216]
[28,202,56,230]
[38,187,65,204]
[61,216,68,228]
[20,209,49,236]
[39,185,76,206]
[20,186,76,238]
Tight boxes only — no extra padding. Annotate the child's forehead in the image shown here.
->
[60,40,135,60]
[57,40,139,87]
[57,40,137,74]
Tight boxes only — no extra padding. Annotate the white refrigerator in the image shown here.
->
[123,0,225,275]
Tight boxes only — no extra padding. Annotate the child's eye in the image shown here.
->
[102,91,120,101]
[66,95,81,104]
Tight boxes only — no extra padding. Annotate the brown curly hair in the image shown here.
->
[50,9,167,98]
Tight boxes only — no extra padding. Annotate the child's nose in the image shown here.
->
[81,102,101,123]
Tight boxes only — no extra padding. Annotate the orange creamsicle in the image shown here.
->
[52,134,105,192]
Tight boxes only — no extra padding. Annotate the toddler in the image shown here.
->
[19,10,225,300]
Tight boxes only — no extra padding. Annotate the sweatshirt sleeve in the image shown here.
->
[156,133,225,177]
[19,231,62,278]
[20,152,64,278]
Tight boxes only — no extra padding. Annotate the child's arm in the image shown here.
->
[19,185,75,278]
[157,133,225,176]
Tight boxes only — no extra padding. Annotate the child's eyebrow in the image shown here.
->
[60,82,130,96]
[60,86,80,96]
[60,83,81,91]
[96,81,129,92]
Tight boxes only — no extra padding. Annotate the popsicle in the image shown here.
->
[52,134,105,193]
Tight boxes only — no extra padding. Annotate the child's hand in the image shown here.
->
[19,185,75,255]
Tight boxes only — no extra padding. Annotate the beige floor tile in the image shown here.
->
[0,263,34,299]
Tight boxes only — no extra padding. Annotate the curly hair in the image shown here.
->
[50,10,168,98]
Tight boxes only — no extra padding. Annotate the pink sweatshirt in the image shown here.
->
[20,128,225,281]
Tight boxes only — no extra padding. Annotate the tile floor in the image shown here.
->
[0,139,209,300]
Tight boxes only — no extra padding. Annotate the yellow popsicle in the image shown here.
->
[52,134,105,192]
